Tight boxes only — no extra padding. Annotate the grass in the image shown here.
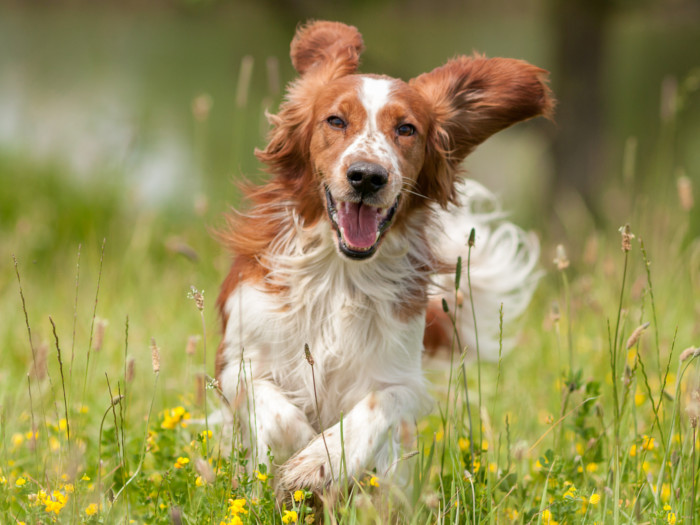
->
[2,49,700,525]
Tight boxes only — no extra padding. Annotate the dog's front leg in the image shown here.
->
[239,379,317,473]
[276,386,416,494]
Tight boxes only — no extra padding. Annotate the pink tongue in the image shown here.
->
[337,201,380,249]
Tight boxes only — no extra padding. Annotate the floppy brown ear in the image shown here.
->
[290,20,364,78]
[410,55,554,206]
[257,21,364,179]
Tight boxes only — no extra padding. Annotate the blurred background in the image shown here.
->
[1,0,699,385]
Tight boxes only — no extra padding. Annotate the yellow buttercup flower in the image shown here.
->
[369,476,379,487]
[85,503,99,516]
[294,490,305,502]
[589,493,601,505]
[15,477,27,487]
[282,510,298,523]
[256,470,268,482]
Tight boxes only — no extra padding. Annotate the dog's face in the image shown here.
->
[309,75,430,259]
[256,21,553,261]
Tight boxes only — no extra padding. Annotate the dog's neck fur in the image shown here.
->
[220,206,432,429]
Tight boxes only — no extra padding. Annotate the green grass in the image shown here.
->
[3,135,700,524]
[2,12,700,521]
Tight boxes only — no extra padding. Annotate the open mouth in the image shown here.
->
[325,186,399,260]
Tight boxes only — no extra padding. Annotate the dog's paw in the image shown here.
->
[276,439,334,496]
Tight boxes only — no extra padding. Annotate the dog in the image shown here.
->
[215,20,553,495]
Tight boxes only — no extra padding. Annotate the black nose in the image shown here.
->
[346,162,388,196]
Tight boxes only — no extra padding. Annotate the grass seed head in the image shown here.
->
[150,338,161,373]
[619,224,635,252]
[192,94,213,122]
[626,322,650,349]
[195,457,215,484]
[680,346,700,362]
[93,317,108,352]
[186,335,200,356]
[677,174,694,211]
[189,286,205,311]
[126,356,135,382]
[33,340,48,381]
[554,244,570,270]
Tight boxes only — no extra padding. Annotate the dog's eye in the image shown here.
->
[326,116,347,130]
[396,124,416,137]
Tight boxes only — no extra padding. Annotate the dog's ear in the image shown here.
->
[411,55,554,206]
[291,21,364,79]
[257,21,364,180]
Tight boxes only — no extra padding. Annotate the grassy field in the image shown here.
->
[2,5,700,525]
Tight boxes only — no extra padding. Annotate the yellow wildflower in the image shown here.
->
[661,484,671,503]
[63,483,75,493]
[15,477,27,487]
[227,498,248,515]
[642,435,655,451]
[586,463,598,473]
[458,437,470,451]
[195,476,205,487]
[256,470,268,482]
[49,436,60,451]
[174,457,190,469]
[293,490,305,502]
[369,476,379,487]
[282,510,298,524]
[81,474,91,481]
[85,503,99,516]
[11,433,24,448]
[630,444,637,457]
[589,493,601,505]
[635,392,646,406]
[161,406,191,430]
[667,512,677,525]
[58,418,68,432]
[563,485,577,499]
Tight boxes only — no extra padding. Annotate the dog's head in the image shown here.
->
[257,21,553,260]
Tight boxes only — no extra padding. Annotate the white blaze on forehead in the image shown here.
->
[337,77,400,186]
[359,77,393,130]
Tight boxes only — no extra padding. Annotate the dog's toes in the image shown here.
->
[276,451,333,498]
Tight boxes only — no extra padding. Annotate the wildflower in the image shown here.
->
[563,485,577,499]
[85,503,99,516]
[15,477,27,487]
[11,433,24,448]
[589,493,601,505]
[661,483,671,503]
[541,508,558,525]
[195,476,205,487]
[586,462,598,473]
[369,476,379,487]
[81,474,91,481]
[435,430,444,442]
[630,444,637,457]
[161,406,191,430]
[635,392,646,406]
[294,490,305,502]
[256,470,268,482]
[0,476,6,485]
[63,483,74,493]
[642,435,655,451]
[458,437,470,451]
[174,457,190,469]
[282,510,298,524]
[667,512,677,525]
